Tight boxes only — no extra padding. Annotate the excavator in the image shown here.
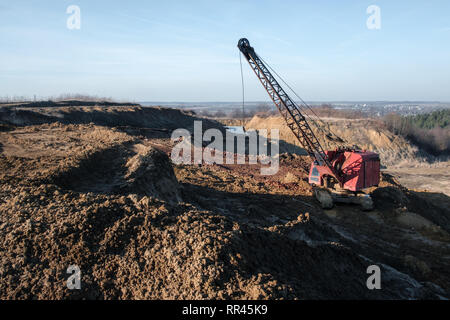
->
[237,38,380,210]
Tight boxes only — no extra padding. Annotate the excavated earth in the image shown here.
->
[0,105,449,299]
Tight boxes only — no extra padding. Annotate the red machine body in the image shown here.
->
[309,149,380,191]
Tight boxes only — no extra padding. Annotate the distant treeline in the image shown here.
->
[404,109,449,129]
[384,109,450,156]
[0,94,117,104]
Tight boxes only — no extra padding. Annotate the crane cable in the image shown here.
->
[258,53,331,132]
[239,52,246,131]
[257,54,347,145]
[258,53,343,142]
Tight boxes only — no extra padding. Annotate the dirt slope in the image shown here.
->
[246,115,422,166]
[0,106,449,299]
[0,104,222,134]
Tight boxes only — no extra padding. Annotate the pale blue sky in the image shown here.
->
[1,0,449,101]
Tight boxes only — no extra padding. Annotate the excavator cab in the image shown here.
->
[309,150,380,191]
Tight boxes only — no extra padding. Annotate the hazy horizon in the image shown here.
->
[139,100,449,104]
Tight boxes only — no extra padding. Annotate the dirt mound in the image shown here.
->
[370,173,450,234]
[0,104,223,135]
[246,115,423,166]
[123,144,181,202]
[50,142,180,203]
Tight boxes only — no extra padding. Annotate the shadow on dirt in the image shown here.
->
[49,144,130,194]
[179,182,425,299]
[48,142,182,204]
[180,182,317,225]
[0,123,15,132]
[175,180,450,299]
[216,223,387,299]
[408,191,450,233]
[371,185,450,233]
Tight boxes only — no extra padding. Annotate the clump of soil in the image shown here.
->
[282,172,302,184]
[123,144,181,202]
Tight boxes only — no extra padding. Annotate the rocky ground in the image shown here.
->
[0,105,449,299]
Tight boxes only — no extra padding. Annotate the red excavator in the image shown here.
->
[238,38,380,210]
